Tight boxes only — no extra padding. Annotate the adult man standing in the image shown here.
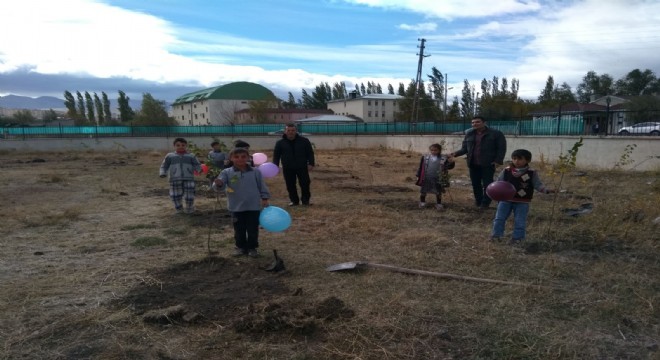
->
[451,116,507,209]
[273,123,315,206]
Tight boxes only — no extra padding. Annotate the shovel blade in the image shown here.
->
[326,261,362,272]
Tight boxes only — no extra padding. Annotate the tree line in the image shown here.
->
[281,67,660,122]
[63,90,175,126]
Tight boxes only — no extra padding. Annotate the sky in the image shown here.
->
[2,0,660,105]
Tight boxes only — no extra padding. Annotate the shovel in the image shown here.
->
[326,261,548,289]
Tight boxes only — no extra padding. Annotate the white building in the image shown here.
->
[326,94,403,123]
[171,82,278,125]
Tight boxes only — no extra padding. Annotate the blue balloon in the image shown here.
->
[259,206,292,232]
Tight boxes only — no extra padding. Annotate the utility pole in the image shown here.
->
[411,38,430,127]
[444,74,448,121]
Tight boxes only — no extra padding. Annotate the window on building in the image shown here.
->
[382,111,385,117]
[202,113,205,118]
[368,111,372,117]
[194,114,198,119]
[194,104,197,108]
[368,101,371,106]
[180,105,184,110]
[375,101,378,106]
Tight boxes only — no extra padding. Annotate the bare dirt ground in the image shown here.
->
[1,147,658,359]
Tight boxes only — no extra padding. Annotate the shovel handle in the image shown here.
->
[366,263,547,289]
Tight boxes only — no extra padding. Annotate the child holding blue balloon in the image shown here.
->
[490,149,555,244]
[213,147,271,257]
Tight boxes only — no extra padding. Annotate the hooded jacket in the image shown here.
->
[213,166,270,212]
[453,126,507,166]
[272,134,315,170]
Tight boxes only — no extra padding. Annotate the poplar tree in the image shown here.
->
[63,90,77,119]
[102,92,112,123]
[93,93,104,125]
[85,91,95,123]
[117,90,134,122]
[76,91,85,120]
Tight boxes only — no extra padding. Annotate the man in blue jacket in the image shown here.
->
[451,116,507,209]
[273,123,315,206]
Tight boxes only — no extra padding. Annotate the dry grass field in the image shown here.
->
[1,146,658,359]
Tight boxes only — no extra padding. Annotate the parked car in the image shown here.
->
[618,122,660,136]
[268,130,310,136]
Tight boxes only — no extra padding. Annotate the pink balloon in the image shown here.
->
[258,162,279,178]
[201,164,209,174]
[253,152,268,165]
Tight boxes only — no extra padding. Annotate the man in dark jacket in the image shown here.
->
[451,116,507,208]
[273,123,315,206]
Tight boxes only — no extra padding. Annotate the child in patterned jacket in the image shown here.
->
[159,137,202,214]
[415,143,455,210]
[490,149,555,244]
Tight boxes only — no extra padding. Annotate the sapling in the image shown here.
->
[546,137,583,237]
[613,143,637,169]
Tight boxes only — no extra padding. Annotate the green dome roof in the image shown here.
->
[173,82,275,105]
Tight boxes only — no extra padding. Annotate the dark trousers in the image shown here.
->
[283,167,311,204]
[468,164,496,206]
[232,210,260,250]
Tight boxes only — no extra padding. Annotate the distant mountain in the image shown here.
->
[0,94,143,111]
[0,95,66,110]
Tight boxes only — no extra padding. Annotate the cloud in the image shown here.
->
[344,0,541,19]
[398,22,437,32]
[1,0,659,104]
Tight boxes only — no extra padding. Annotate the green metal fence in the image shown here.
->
[0,118,589,139]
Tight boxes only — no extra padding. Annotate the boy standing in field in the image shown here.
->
[208,141,229,169]
[207,140,229,186]
[213,148,271,258]
[415,143,455,210]
[490,149,555,244]
[159,137,202,214]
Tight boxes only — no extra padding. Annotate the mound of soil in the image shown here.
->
[115,256,353,338]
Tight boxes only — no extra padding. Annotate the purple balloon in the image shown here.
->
[486,181,516,201]
[258,162,279,178]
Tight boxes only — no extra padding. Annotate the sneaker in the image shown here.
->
[435,204,444,210]
[247,249,259,258]
[510,238,524,244]
[185,206,196,214]
[175,208,184,214]
[490,236,502,242]
[288,202,299,207]
[232,248,246,257]
[419,202,426,208]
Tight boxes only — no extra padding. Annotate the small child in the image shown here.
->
[159,137,202,214]
[415,143,455,210]
[208,141,229,170]
[491,149,555,244]
[226,140,254,168]
[213,147,271,258]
